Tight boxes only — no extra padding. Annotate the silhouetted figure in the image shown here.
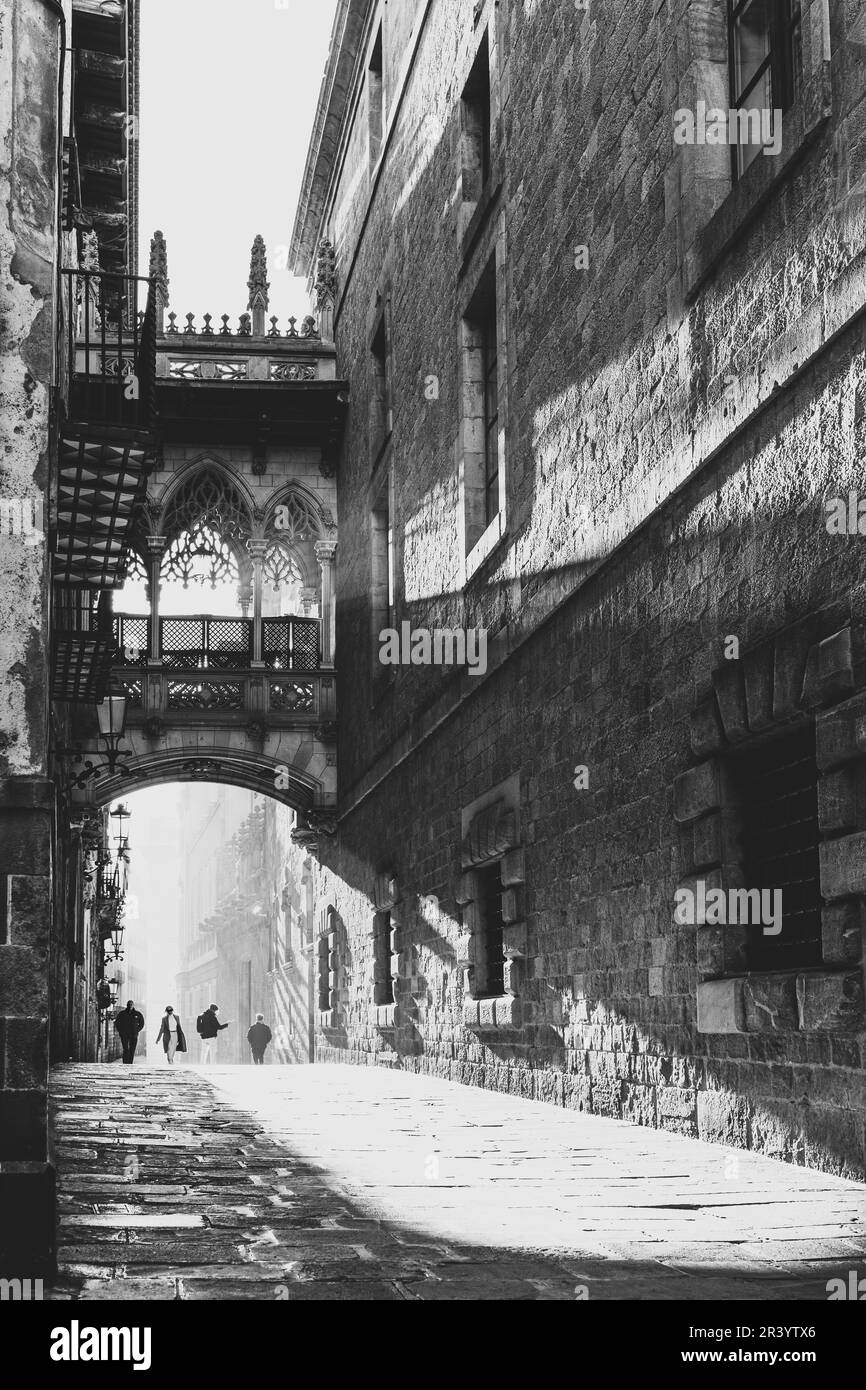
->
[196,1003,229,1064]
[247,1014,272,1065]
[115,1001,145,1065]
[155,1005,187,1065]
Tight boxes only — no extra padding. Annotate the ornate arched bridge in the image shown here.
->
[55,233,344,839]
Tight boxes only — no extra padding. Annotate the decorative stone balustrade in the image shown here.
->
[164,311,319,339]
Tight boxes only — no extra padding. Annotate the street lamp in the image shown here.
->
[96,690,129,773]
[106,915,125,962]
[110,802,130,844]
[56,686,133,787]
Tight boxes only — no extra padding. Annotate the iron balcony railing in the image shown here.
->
[63,269,158,430]
[112,614,322,672]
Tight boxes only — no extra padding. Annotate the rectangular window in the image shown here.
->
[730,723,821,972]
[368,23,384,169]
[475,862,505,997]
[461,31,491,203]
[370,487,394,679]
[373,909,394,1005]
[317,933,331,1012]
[461,256,502,557]
[481,296,499,526]
[370,311,392,458]
[728,0,800,179]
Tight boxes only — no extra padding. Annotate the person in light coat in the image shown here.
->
[155,1005,187,1065]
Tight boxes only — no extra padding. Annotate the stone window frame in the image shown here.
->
[673,0,831,301]
[316,903,340,1030]
[368,290,393,465]
[367,17,385,174]
[457,1,505,256]
[370,871,403,1031]
[675,617,866,1037]
[369,462,396,705]
[456,789,529,1032]
[458,233,510,583]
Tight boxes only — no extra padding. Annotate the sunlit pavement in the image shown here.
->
[48,1062,866,1301]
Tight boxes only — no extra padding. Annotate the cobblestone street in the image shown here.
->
[48,1063,866,1301]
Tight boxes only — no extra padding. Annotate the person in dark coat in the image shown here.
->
[114,1000,145,1065]
[247,1014,272,1065]
[196,1003,230,1063]
[155,1005,187,1065]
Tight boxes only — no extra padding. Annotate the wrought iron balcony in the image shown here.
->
[63,269,158,431]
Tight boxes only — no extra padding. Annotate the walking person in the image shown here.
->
[247,1014,272,1065]
[155,1005,187,1065]
[114,1000,145,1065]
[196,1003,230,1064]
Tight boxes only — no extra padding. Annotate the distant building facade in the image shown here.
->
[175,787,315,1063]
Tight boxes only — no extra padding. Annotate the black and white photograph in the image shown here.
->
[1,0,865,1366]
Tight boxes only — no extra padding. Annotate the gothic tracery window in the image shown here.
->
[160,469,252,613]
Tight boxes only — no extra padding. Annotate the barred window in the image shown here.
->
[730,722,821,971]
[373,909,394,1006]
[728,0,800,178]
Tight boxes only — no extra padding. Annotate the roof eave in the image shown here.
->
[289,0,370,280]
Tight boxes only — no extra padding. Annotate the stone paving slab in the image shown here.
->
[46,1061,866,1301]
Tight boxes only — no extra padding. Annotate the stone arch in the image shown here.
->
[78,743,328,815]
[261,480,335,541]
[156,453,257,534]
[260,481,334,609]
[156,458,255,607]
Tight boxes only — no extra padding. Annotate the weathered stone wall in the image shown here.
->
[302,0,866,1178]
[0,0,70,1273]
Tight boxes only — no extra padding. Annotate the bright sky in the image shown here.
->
[137,0,338,327]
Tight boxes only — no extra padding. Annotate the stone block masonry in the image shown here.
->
[290,0,866,1180]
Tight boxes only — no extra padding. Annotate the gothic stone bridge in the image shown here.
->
[58,234,344,834]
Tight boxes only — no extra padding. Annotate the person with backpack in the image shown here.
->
[196,1003,230,1064]
[155,1005,187,1065]
[247,1014,272,1065]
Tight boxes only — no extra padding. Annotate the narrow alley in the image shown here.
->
[47,1064,866,1302]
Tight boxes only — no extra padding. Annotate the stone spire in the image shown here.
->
[247,234,270,337]
[149,229,169,334]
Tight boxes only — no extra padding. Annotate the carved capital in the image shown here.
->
[314,541,337,568]
[145,534,167,559]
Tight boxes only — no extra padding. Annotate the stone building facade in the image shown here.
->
[289,0,866,1178]
[0,0,142,1272]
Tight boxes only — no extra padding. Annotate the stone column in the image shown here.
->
[145,536,166,662]
[249,539,267,666]
[314,542,337,668]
